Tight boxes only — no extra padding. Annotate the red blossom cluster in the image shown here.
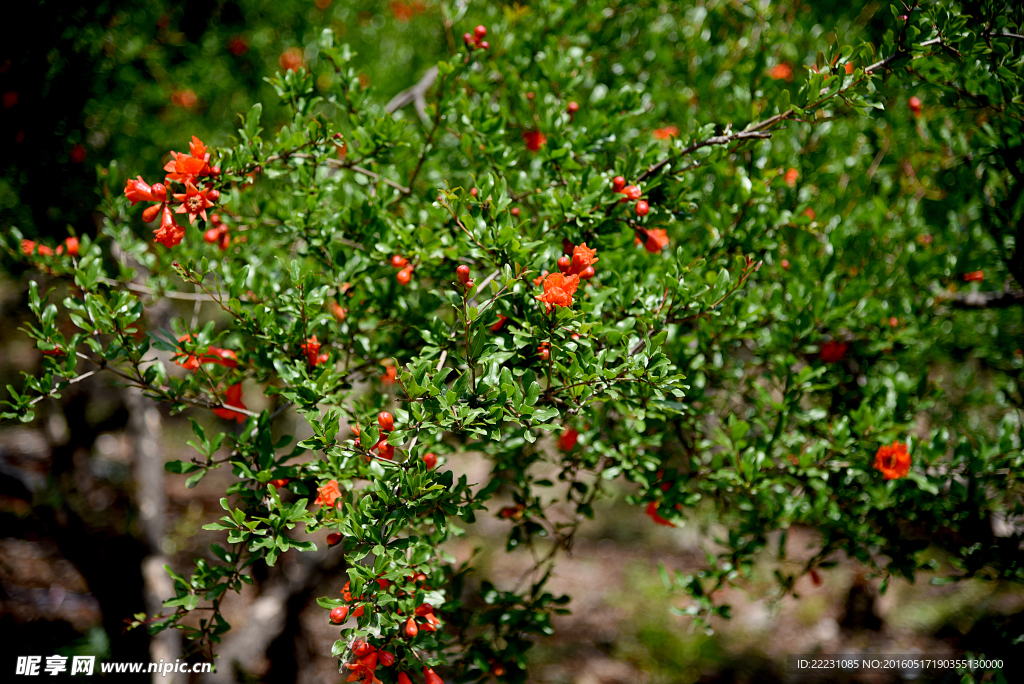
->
[611,175,653,218]
[20,236,79,261]
[390,254,415,285]
[172,334,246,422]
[124,136,221,248]
[202,213,232,250]
[463,24,489,51]
[532,241,598,314]
[327,574,441,684]
[375,411,395,460]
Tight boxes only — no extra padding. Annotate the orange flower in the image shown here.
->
[873,441,911,480]
[279,47,304,73]
[171,89,197,109]
[381,365,397,384]
[213,383,248,423]
[652,126,679,139]
[20,240,54,257]
[645,501,675,527]
[55,236,79,256]
[784,168,799,187]
[963,271,984,282]
[163,137,211,184]
[315,479,343,507]
[769,63,793,81]
[635,228,670,254]
[390,1,425,21]
[568,243,598,276]
[535,272,579,311]
[173,181,216,224]
[523,130,547,152]
[124,176,167,204]
[174,335,239,370]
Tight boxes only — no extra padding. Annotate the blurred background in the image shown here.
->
[2,1,1022,682]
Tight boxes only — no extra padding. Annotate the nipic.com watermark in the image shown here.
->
[15,656,213,677]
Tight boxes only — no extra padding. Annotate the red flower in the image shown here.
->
[523,130,547,152]
[489,314,508,332]
[535,272,580,311]
[20,240,54,257]
[423,452,437,469]
[390,1,425,21]
[634,228,670,254]
[873,442,911,480]
[568,243,598,276]
[279,47,304,73]
[124,176,167,204]
[69,144,87,163]
[819,341,848,363]
[397,675,413,684]
[382,365,397,385]
[173,181,215,224]
[423,667,444,684]
[652,126,679,139]
[300,336,322,366]
[171,89,197,109]
[40,342,65,356]
[153,207,186,247]
[331,302,348,322]
[559,428,579,451]
[345,651,382,684]
[213,383,248,423]
[532,270,548,286]
[315,479,343,507]
[769,63,793,81]
[203,347,239,368]
[784,168,799,188]
[909,96,922,116]
[645,501,675,527]
[56,236,79,257]
[227,36,249,56]
[963,271,984,282]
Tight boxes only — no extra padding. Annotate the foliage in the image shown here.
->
[3,1,1023,682]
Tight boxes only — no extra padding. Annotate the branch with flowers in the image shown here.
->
[4,3,1024,681]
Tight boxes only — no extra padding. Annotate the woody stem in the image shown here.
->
[464,294,475,393]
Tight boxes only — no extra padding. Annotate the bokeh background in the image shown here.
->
[2,1,1022,682]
